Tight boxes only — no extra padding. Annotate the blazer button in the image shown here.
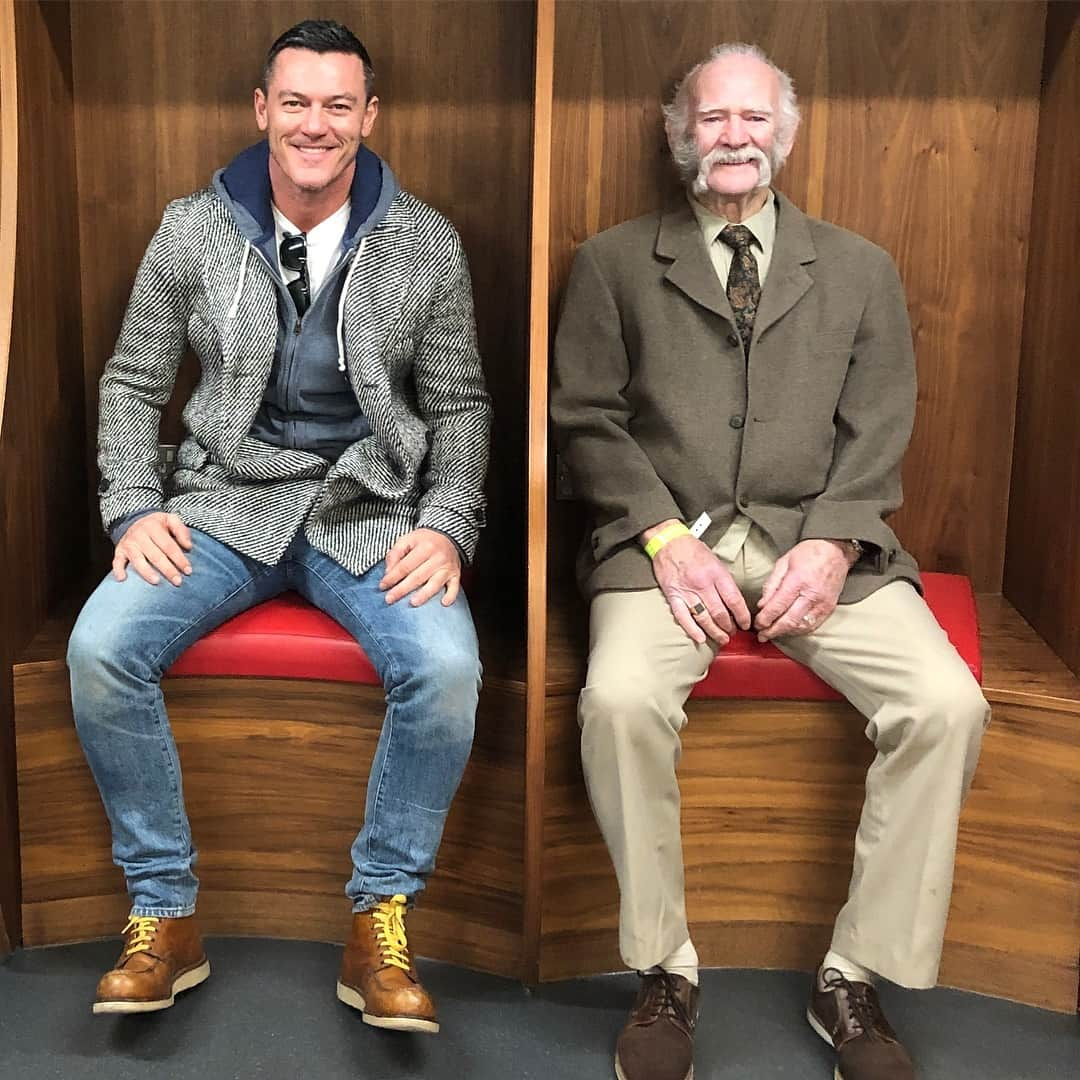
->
[727,332,740,347]
[729,415,745,429]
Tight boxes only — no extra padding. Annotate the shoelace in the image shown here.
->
[121,915,161,957]
[371,894,411,973]
[821,968,897,1043]
[637,972,693,1029]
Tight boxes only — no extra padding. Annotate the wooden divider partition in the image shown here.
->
[2,0,1079,1015]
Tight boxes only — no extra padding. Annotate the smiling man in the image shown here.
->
[551,43,988,1080]
[67,20,490,1033]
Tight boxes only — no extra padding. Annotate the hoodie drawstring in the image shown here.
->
[336,237,366,372]
[228,245,250,320]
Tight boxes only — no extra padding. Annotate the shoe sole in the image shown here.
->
[614,1054,692,1080]
[805,1006,844,1080]
[93,958,211,1015]
[336,979,440,1034]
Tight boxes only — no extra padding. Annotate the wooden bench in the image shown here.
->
[13,592,527,977]
[537,587,1080,1012]
[12,582,1080,1010]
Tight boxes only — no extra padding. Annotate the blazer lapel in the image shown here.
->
[656,205,735,324]
[341,201,413,398]
[752,191,816,342]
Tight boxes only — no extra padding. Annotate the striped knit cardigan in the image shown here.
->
[97,186,492,575]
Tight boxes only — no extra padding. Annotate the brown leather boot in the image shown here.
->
[336,894,439,1033]
[94,914,210,1014]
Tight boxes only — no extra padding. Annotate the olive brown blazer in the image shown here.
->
[550,190,920,603]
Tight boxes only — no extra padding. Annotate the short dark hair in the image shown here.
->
[263,19,375,99]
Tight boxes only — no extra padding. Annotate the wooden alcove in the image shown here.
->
[2,0,1078,1016]
[523,0,1080,1014]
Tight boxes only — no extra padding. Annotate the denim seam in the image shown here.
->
[148,563,279,671]
[298,558,400,887]
[151,690,191,906]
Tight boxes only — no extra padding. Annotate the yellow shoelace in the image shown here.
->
[371,894,411,972]
[121,915,161,957]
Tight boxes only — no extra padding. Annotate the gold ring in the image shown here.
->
[691,602,706,616]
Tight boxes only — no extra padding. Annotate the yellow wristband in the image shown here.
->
[644,522,691,559]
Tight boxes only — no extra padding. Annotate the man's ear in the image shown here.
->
[361,95,380,139]
[254,87,269,132]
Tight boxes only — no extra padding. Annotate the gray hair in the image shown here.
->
[662,43,800,184]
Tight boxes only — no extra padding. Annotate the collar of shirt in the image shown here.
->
[272,200,351,298]
[689,188,778,286]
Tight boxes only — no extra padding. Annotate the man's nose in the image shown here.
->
[721,116,748,147]
[300,106,328,136]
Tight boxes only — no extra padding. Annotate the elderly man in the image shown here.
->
[67,19,489,1032]
[551,43,987,1080]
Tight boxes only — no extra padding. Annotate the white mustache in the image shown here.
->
[702,147,768,168]
[692,144,773,196]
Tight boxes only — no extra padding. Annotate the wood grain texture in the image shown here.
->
[0,0,84,953]
[977,593,1080,711]
[16,664,525,976]
[69,1,532,661]
[539,596,1080,1011]
[1005,2,1080,678]
[548,1,1044,593]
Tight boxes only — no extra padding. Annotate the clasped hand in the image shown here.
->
[652,536,851,645]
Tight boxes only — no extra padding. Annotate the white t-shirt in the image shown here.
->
[271,200,350,300]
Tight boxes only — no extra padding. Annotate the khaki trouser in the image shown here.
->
[579,526,988,989]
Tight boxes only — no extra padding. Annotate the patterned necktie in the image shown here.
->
[719,223,761,354]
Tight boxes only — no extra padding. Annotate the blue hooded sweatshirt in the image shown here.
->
[213,139,400,462]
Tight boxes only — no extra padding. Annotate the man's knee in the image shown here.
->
[910,672,989,754]
[67,606,130,689]
[395,635,480,731]
[579,673,683,754]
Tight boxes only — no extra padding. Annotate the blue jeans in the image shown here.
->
[67,529,480,918]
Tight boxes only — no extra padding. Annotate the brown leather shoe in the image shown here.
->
[336,894,439,1033]
[807,967,916,1079]
[93,914,210,1014]
[614,971,698,1080]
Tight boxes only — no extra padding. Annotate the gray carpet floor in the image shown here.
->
[1,938,1076,1079]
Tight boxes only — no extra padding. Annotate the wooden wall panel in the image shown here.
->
[548,1,1044,593]
[0,0,85,951]
[1005,3,1080,677]
[70,1,533,660]
[17,660,525,976]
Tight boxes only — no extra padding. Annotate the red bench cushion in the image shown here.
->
[167,573,981,701]
[168,591,380,685]
[689,571,981,700]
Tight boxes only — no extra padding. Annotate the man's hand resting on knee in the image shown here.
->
[754,539,855,641]
[380,528,462,607]
[113,512,193,587]
[641,521,751,646]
